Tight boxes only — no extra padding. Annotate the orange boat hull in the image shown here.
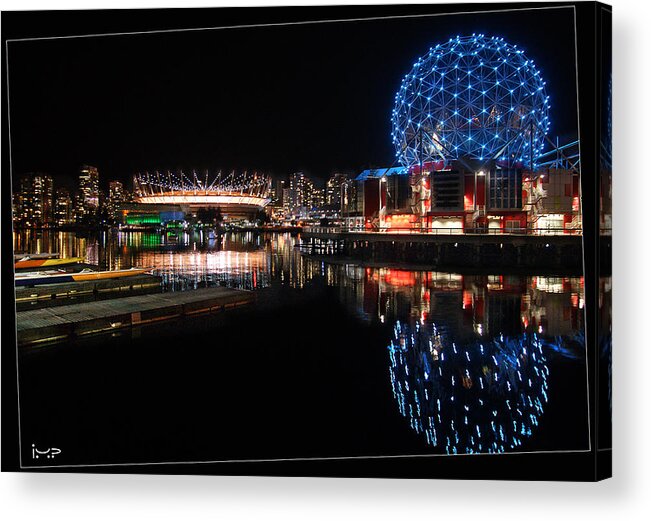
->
[71,269,149,281]
[15,257,84,269]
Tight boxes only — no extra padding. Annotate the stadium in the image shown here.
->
[126,170,272,225]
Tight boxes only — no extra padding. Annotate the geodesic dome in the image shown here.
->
[391,34,550,168]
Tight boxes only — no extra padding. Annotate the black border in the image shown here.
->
[1,2,611,480]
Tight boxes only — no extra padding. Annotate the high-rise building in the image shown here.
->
[32,174,54,226]
[282,186,291,213]
[271,179,286,208]
[305,178,316,209]
[107,180,126,220]
[326,173,349,211]
[13,175,34,226]
[12,173,54,227]
[288,172,310,213]
[54,188,73,226]
[76,164,99,221]
[312,187,325,210]
[99,189,108,214]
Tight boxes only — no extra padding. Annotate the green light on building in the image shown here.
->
[125,214,161,225]
[165,220,184,229]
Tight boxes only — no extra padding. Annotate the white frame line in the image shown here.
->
[6,4,592,470]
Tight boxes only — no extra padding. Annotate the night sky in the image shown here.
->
[6,7,578,189]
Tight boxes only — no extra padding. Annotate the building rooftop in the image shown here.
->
[355,166,407,181]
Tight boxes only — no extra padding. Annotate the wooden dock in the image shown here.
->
[15,274,162,304]
[16,287,255,346]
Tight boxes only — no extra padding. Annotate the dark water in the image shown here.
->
[14,230,592,466]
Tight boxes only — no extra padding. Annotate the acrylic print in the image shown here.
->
[4,3,607,480]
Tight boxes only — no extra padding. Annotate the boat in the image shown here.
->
[14,267,150,287]
[70,267,150,282]
[13,252,60,262]
[14,256,84,269]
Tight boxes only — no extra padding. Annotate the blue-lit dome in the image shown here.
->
[391,34,551,167]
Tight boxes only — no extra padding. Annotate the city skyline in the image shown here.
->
[11,164,352,227]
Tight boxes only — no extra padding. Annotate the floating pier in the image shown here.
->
[16,287,255,346]
[14,274,162,305]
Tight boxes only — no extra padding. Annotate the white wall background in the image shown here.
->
[2,0,649,519]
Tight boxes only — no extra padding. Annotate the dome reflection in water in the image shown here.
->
[388,319,549,454]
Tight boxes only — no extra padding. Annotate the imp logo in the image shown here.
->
[31,444,61,460]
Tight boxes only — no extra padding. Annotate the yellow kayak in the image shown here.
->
[71,268,150,281]
[15,268,151,286]
[15,256,84,269]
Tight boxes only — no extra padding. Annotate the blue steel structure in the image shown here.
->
[391,35,551,169]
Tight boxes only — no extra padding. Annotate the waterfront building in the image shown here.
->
[268,185,277,207]
[12,175,34,226]
[271,179,286,207]
[79,164,99,208]
[54,188,74,226]
[266,180,288,222]
[12,173,54,227]
[75,164,100,221]
[342,161,579,234]
[33,174,54,226]
[288,172,308,213]
[342,167,406,230]
[118,202,186,228]
[282,186,291,214]
[337,35,581,235]
[414,159,529,233]
[99,189,108,216]
[107,180,126,221]
[524,168,581,234]
[287,171,317,218]
[324,173,349,216]
[311,187,325,212]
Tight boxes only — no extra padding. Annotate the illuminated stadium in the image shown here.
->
[133,170,272,219]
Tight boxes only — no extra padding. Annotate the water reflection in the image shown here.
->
[333,267,584,340]
[13,229,97,264]
[13,230,323,292]
[12,230,586,336]
[115,231,321,291]
[13,230,586,355]
[330,266,585,453]
[14,230,586,452]
[389,322,549,453]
